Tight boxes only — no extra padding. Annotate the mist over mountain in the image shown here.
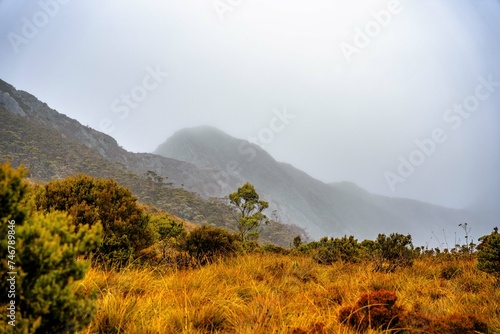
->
[1,1,498,213]
[155,126,490,244]
[1,78,496,245]
[0,79,310,246]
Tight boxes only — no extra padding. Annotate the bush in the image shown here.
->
[262,243,290,255]
[34,174,155,267]
[476,227,500,286]
[312,235,362,265]
[339,290,403,332]
[370,233,415,272]
[0,163,101,333]
[183,226,238,265]
[16,212,102,333]
[0,163,30,306]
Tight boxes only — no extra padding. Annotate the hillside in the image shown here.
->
[155,126,480,243]
[0,79,306,247]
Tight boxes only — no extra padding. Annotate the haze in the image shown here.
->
[1,0,499,210]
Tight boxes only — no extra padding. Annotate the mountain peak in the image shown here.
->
[155,126,276,170]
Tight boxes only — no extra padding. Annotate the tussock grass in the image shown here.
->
[79,255,499,333]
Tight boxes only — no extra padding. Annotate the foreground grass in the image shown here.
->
[78,254,500,333]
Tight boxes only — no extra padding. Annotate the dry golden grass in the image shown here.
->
[78,254,500,333]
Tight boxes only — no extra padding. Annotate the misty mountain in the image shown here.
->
[0,79,241,192]
[0,78,491,245]
[0,79,306,246]
[155,126,484,244]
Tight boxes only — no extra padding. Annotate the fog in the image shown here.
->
[1,0,499,210]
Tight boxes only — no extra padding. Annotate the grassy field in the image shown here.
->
[78,254,499,333]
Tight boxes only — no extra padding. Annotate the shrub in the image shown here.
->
[238,240,261,254]
[0,163,30,306]
[34,174,155,267]
[476,227,500,286]
[312,235,362,265]
[262,243,290,255]
[16,212,102,333]
[183,226,238,265]
[0,163,101,333]
[339,290,403,332]
[0,162,30,227]
[370,233,415,272]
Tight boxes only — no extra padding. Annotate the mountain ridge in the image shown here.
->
[0,79,307,247]
[154,126,482,243]
[1,78,491,245]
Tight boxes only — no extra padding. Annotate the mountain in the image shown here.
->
[0,79,306,247]
[1,78,490,245]
[155,126,484,244]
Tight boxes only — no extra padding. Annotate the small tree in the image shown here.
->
[476,227,500,287]
[229,182,269,241]
[293,235,302,248]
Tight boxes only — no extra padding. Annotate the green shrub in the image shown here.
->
[370,233,415,272]
[237,240,261,254]
[0,163,30,306]
[0,163,101,333]
[34,174,155,267]
[183,226,238,265]
[16,212,102,333]
[476,227,500,286]
[312,235,361,265]
[262,243,290,255]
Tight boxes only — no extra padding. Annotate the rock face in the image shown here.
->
[0,91,26,117]
[0,78,487,244]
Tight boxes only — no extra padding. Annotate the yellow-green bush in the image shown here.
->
[34,174,156,267]
[0,163,101,333]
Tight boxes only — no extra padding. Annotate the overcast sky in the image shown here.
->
[1,0,499,209]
